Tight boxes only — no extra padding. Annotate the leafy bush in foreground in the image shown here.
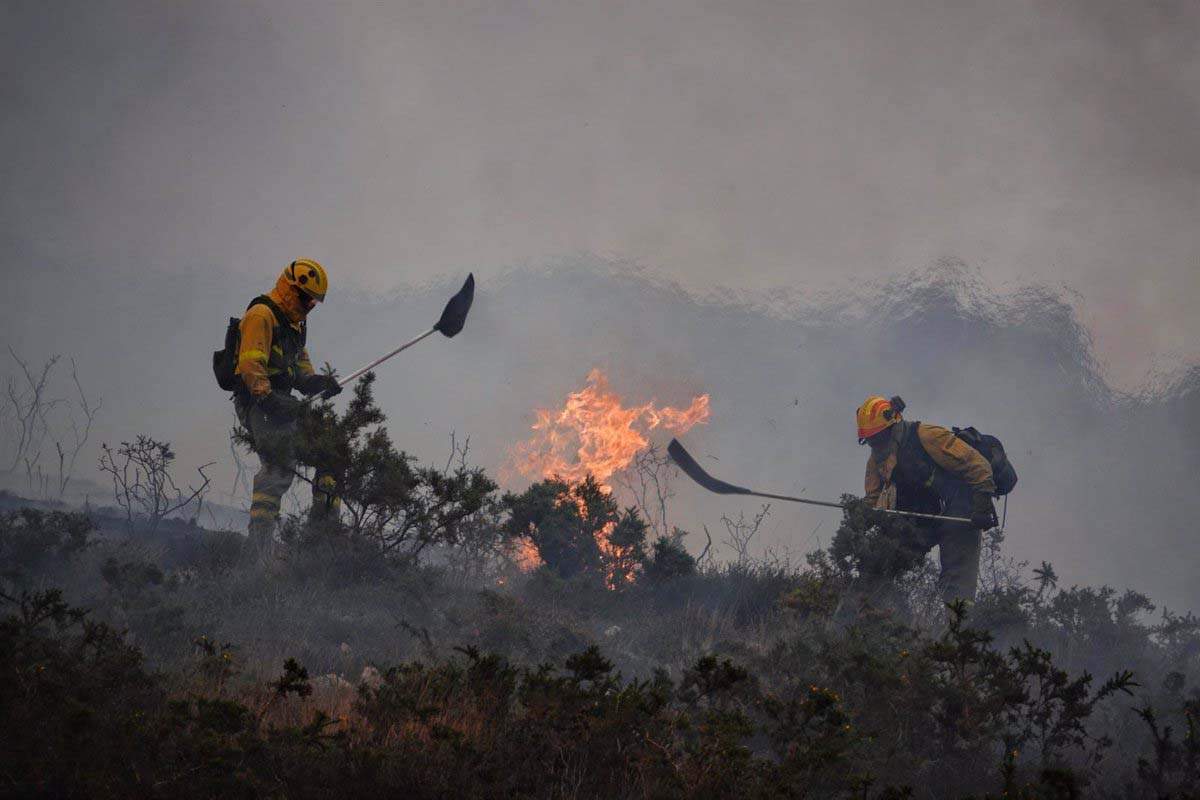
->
[5,373,1199,797]
[3,585,1198,799]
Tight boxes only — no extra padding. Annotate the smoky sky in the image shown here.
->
[2,0,1198,385]
[2,2,1200,611]
[5,258,1200,611]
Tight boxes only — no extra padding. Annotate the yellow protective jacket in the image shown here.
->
[864,422,996,508]
[235,274,316,398]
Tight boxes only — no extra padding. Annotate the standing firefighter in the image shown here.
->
[857,395,999,602]
[234,259,343,559]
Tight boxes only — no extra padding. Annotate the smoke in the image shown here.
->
[3,257,1196,609]
[2,0,1199,387]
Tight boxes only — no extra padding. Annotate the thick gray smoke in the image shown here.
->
[3,259,1197,610]
[2,0,1199,388]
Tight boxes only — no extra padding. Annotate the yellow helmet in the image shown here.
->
[282,258,329,302]
[856,395,903,443]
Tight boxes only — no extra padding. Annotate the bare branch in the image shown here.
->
[228,435,253,502]
[55,358,101,496]
[165,461,215,522]
[720,504,771,567]
[698,525,714,569]
[444,431,472,473]
[612,441,677,540]
[4,349,64,474]
[97,436,213,535]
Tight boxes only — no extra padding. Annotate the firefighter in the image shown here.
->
[857,395,998,602]
[234,259,342,560]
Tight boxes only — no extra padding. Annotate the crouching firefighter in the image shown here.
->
[227,259,343,559]
[857,395,1013,604]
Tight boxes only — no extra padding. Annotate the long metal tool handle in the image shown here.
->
[880,508,971,524]
[301,327,438,409]
[297,272,475,407]
[667,438,972,524]
[732,488,970,524]
[337,327,436,387]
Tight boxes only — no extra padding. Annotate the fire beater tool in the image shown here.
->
[310,273,475,401]
[667,438,972,524]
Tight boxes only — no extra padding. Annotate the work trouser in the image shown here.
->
[832,483,982,629]
[235,396,339,555]
[917,481,981,604]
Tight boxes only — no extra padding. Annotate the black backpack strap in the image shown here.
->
[891,420,944,518]
[247,294,305,345]
[247,294,284,327]
[897,421,939,483]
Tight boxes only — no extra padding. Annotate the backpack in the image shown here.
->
[212,296,296,392]
[952,426,1018,496]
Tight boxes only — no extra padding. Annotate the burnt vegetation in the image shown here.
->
[2,377,1199,798]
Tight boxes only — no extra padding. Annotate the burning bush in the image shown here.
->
[501,369,710,582]
[502,475,649,587]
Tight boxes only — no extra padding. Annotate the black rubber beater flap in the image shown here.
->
[433,273,475,337]
[667,438,752,495]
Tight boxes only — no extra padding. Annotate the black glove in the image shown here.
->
[301,374,343,400]
[970,492,998,530]
[257,391,305,422]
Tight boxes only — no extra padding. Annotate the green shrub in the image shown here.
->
[0,508,92,583]
[643,530,697,583]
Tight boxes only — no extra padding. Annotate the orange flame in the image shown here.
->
[594,521,625,587]
[508,368,710,488]
[510,535,543,572]
[506,369,709,579]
